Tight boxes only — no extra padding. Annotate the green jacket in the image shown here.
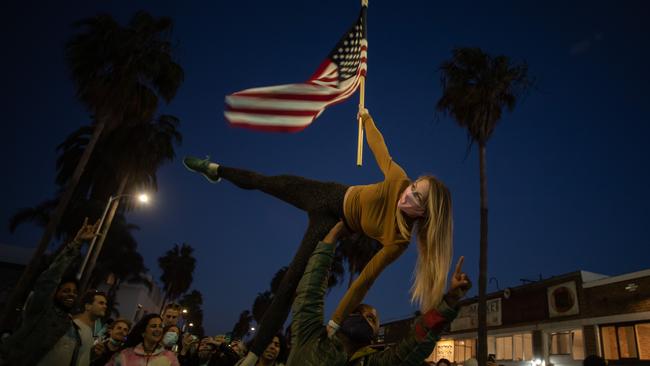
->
[286,241,457,366]
[0,243,81,366]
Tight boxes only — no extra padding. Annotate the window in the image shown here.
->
[601,322,650,361]
[602,326,619,360]
[550,332,571,355]
[453,338,476,363]
[496,336,513,360]
[636,323,650,360]
[488,333,532,361]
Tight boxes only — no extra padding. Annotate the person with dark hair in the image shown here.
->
[436,358,451,366]
[179,336,240,366]
[74,290,108,365]
[91,318,131,366]
[0,218,100,366]
[162,324,181,351]
[286,221,471,366]
[583,355,607,366]
[235,333,286,366]
[108,314,179,366]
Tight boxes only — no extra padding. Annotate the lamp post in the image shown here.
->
[78,193,150,292]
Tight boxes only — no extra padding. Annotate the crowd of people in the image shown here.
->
[0,215,471,366]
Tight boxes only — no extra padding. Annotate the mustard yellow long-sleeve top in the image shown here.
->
[343,114,414,246]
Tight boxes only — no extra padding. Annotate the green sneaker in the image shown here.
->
[183,156,221,183]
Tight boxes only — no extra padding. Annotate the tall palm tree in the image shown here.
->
[158,243,196,308]
[437,47,531,366]
[2,10,184,328]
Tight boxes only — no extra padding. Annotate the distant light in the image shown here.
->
[189,322,194,327]
[250,327,256,331]
[138,194,150,203]
[625,283,638,292]
[182,309,188,314]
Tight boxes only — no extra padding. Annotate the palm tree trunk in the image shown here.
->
[0,119,106,330]
[79,174,129,293]
[477,140,489,366]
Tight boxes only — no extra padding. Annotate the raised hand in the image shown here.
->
[357,105,370,120]
[447,256,472,305]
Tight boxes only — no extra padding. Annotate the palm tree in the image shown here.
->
[179,290,205,337]
[335,233,381,288]
[437,47,531,366]
[2,10,184,328]
[158,243,197,308]
[231,310,253,340]
[252,291,273,325]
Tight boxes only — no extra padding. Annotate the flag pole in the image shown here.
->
[357,76,365,167]
[357,0,368,167]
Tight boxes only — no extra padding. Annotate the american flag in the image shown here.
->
[225,7,368,132]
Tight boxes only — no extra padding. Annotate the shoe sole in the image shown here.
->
[182,160,221,183]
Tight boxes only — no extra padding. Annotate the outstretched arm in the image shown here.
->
[291,222,347,344]
[358,107,407,179]
[27,218,100,316]
[368,256,472,366]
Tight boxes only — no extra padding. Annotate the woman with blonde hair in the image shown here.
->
[183,106,453,357]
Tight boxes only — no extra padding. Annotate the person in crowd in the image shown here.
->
[463,358,478,366]
[163,303,182,328]
[179,336,240,366]
[91,318,131,366]
[108,313,179,366]
[583,355,607,366]
[0,218,100,366]
[163,325,182,351]
[184,106,455,363]
[436,358,451,366]
[286,221,471,366]
[235,334,286,366]
[74,290,108,365]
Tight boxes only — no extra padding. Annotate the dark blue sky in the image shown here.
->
[2,1,649,334]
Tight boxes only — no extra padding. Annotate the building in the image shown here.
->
[380,269,650,366]
[97,274,164,322]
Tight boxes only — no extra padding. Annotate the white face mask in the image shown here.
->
[162,332,179,346]
[397,188,426,217]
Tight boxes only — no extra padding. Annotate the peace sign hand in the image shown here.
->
[446,256,472,306]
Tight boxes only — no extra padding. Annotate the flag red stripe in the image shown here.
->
[226,106,319,116]
[228,120,310,133]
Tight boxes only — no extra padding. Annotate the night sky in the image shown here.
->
[2,1,649,334]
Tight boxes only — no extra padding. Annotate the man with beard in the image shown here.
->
[91,319,131,366]
[0,218,100,366]
[286,221,472,366]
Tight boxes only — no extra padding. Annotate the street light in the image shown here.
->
[77,192,151,290]
[182,309,188,314]
[189,322,194,328]
[250,327,256,331]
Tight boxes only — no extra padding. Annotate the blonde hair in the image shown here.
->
[396,175,453,312]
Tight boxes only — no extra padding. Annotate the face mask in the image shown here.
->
[397,188,426,218]
[339,313,375,345]
[162,332,179,347]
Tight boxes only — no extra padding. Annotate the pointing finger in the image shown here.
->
[455,256,465,275]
